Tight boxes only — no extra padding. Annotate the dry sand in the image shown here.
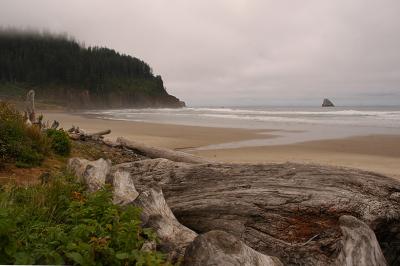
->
[191,136,400,179]
[43,111,400,179]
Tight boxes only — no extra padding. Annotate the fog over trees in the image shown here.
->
[0,30,184,108]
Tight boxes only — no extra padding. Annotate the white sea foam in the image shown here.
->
[85,106,400,129]
[92,108,399,116]
[185,107,400,117]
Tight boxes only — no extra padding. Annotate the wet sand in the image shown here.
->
[43,111,272,149]
[43,111,400,179]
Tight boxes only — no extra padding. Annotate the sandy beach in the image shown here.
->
[43,111,272,149]
[43,111,400,179]
[192,135,400,179]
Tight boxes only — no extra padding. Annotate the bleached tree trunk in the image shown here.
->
[117,137,210,164]
[25,89,35,122]
[114,158,400,265]
[67,127,111,141]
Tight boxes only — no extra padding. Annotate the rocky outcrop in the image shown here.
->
[322,98,335,107]
[183,230,283,266]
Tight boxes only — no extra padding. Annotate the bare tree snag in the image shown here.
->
[25,89,35,123]
[117,137,210,164]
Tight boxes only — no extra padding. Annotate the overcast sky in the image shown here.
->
[1,0,400,106]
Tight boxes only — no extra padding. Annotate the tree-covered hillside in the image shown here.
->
[0,29,184,108]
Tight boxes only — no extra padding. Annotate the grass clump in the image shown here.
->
[0,102,50,168]
[47,128,71,156]
[0,174,168,265]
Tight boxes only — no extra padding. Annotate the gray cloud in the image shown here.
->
[1,0,400,106]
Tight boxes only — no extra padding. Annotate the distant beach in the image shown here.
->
[42,107,400,179]
[85,106,400,146]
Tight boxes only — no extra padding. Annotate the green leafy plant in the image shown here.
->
[46,129,71,156]
[0,102,50,168]
[0,174,168,265]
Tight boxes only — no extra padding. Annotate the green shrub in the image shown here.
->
[46,129,71,156]
[0,102,50,167]
[0,174,168,265]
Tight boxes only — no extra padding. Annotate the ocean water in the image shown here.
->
[85,106,400,148]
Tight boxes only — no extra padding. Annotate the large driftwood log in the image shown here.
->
[116,159,400,265]
[117,137,210,164]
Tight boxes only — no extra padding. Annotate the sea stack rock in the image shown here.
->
[322,98,335,107]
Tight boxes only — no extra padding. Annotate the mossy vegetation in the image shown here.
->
[0,103,169,265]
[0,102,50,168]
[0,102,72,168]
[47,129,71,156]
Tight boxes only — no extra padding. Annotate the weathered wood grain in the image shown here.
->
[116,159,400,265]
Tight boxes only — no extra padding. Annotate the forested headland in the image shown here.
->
[0,29,185,108]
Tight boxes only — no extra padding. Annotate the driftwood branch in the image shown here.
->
[67,126,111,141]
[50,120,60,129]
[117,137,210,164]
[87,129,111,137]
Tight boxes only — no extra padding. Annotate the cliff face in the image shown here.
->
[34,86,185,109]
